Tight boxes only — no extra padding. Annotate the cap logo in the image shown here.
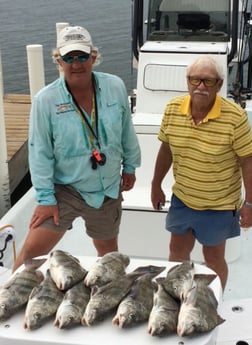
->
[64,34,88,42]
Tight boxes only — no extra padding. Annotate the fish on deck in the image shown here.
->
[84,251,130,287]
[49,249,88,290]
[0,258,45,321]
[24,269,64,330]
[147,278,180,336]
[82,265,155,326]
[112,265,165,328]
[54,281,91,329]
[158,261,195,301]
[177,275,225,336]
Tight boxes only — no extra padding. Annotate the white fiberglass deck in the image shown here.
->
[0,252,251,345]
[0,189,252,345]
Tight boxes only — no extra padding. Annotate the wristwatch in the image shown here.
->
[244,201,252,208]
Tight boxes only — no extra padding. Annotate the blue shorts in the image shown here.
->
[165,194,240,246]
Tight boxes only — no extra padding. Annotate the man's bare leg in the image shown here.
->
[93,237,118,256]
[13,226,66,271]
[169,230,195,261]
[203,241,227,290]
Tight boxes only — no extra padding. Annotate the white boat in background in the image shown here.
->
[1,0,252,344]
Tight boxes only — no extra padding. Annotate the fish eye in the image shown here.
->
[34,312,41,321]
[160,321,165,328]
[95,276,101,283]
[189,322,196,333]
[0,304,6,311]
[129,313,135,321]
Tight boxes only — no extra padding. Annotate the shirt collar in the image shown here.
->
[180,94,222,122]
[61,72,100,97]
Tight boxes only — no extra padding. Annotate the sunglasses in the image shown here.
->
[61,53,90,64]
[187,77,219,87]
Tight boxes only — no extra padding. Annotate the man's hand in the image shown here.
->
[121,173,136,191]
[30,205,59,229]
[240,203,252,230]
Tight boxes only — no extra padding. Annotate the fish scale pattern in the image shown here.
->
[0,250,224,336]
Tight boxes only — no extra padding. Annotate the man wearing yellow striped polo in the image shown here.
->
[151,55,252,291]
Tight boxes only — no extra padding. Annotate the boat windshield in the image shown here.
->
[147,0,231,42]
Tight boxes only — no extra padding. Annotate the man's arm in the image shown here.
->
[239,155,252,228]
[151,142,172,210]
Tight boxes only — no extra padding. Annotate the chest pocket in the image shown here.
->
[99,101,123,146]
[52,111,91,158]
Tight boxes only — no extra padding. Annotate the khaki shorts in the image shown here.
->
[41,185,122,240]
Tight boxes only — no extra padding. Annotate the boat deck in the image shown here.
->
[3,94,31,195]
[0,188,252,345]
[0,243,251,345]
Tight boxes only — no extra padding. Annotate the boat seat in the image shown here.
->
[177,12,211,31]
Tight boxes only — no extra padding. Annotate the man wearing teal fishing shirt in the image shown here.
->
[13,25,141,270]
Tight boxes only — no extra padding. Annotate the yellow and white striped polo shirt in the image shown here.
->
[158,94,252,210]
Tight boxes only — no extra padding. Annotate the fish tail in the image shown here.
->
[194,273,217,285]
[24,258,47,270]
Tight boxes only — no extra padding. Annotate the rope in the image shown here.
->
[0,224,17,264]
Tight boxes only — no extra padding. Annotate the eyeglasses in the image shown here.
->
[61,53,90,64]
[187,77,220,87]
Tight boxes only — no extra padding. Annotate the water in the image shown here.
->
[0,0,137,94]
[0,0,138,203]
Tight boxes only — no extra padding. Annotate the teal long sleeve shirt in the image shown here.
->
[28,72,141,208]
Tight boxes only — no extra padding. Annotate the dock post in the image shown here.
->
[56,22,69,40]
[55,22,69,77]
[0,51,11,216]
[26,44,45,100]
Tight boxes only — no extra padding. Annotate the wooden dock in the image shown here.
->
[3,94,31,196]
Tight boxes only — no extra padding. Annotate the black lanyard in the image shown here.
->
[66,75,101,149]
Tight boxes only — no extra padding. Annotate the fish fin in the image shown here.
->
[35,270,44,283]
[168,261,194,274]
[24,258,47,270]
[217,315,226,325]
[90,285,99,295]
[131,265,164,275]
[183,285,197,304]
[28,285,40,299]
[155,276,166,283]
[81,316,88,327]
[194,274,217,285]
[65,252,81,264]
[54,317,60,328]
[152,280,158,290]
[167,263,181,273]
[112,315,120,326]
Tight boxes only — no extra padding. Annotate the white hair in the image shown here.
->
[187,56,225,80]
